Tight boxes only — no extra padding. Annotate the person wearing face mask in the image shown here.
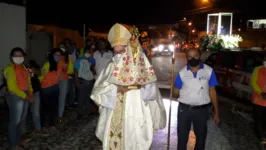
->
[90,24,166,150]
[74,46,96,117]
[56,44,74,122]
[4,47,34,150]
[173,48,219,150]
[39,48,63,133]
[251,56,266,143]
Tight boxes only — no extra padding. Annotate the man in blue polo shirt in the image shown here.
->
[75,47,96,117]
[174,48,220,150]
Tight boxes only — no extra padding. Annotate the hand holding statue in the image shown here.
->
[117,86,130,93]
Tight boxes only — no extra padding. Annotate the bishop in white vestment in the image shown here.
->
[91,23,166,150]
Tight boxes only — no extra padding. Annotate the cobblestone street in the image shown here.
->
[0,89,262,150]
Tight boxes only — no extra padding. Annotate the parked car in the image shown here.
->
[203,50,266,104]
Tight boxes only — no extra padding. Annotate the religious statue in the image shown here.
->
[91,23,166,150]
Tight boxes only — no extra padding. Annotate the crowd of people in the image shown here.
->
[3,36,126,150]
[2,23,224,150]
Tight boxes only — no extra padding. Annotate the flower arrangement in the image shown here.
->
[200,34,243,52]
[221,35,243,49]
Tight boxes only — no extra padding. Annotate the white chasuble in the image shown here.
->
[91,62,167,150]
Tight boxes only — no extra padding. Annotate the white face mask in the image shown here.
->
[84,53,91,58]
[12,57,24,64]
[263,61,266,68]
[113,54,122,63]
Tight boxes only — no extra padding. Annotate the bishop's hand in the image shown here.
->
[117,86,130,93]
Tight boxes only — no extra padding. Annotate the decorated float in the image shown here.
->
[200,12,243,52]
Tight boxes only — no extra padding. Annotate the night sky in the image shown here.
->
[2,0,265,30]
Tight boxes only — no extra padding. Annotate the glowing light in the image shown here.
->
[188,22,192,26]
[169,45,175,51]
[158,45,164,51]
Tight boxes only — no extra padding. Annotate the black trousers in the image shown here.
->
[40,85,59,127]
[178,103,210,150]
[77,80,95,115]
[253,104,266,139]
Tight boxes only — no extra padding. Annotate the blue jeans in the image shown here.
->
[31,92,41,130]
[58,80,68,117]
[7,94,29,148]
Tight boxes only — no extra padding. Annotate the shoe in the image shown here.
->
[48,127,59,134]
[56,117,64,123]
[34,130,50,137]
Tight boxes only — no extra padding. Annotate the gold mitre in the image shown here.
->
[108,23,132,47]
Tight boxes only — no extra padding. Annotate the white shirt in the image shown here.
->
[75,57,94,81]
[69,49,77,64]
[93,50,113,79]
[174,63,218,106]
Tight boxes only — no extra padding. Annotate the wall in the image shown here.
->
[28,25,84,48]
[238,30,266,48]
[29,25,108,48]
[0,3,26,69]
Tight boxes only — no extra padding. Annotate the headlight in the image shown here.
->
[158,45,164,51]
[169,45,174,51]
[152,47,158,51]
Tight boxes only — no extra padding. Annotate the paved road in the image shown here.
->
[0,54,262,150]
[152,53,187,89]
[152,53,187,81]
[0,89,262,150]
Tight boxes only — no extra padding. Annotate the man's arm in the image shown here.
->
[209,87,219,116]
[208,69,220,124]
[173,88,179,98]
[90,58,96,75]
[173,73,182,98]
[251,66,263,94]
[74,59,81,87]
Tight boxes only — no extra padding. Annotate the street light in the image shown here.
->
[192,29,195,33]
[188,22,192,26]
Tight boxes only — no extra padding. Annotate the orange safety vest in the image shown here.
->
[251,66,266,106]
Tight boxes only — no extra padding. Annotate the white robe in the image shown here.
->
[91,62,167,150]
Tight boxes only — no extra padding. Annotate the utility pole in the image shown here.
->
[83,24,86,47]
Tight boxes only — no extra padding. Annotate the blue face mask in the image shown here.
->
[53,55,61,62]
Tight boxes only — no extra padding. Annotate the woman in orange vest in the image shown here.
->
[4,47,33,150]
[39,48,63,133]
[251,56,266,143]
[57,45,74,121]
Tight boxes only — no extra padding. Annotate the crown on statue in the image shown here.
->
[129,25,140,40]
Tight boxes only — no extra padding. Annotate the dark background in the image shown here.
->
[1,0,265,30]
